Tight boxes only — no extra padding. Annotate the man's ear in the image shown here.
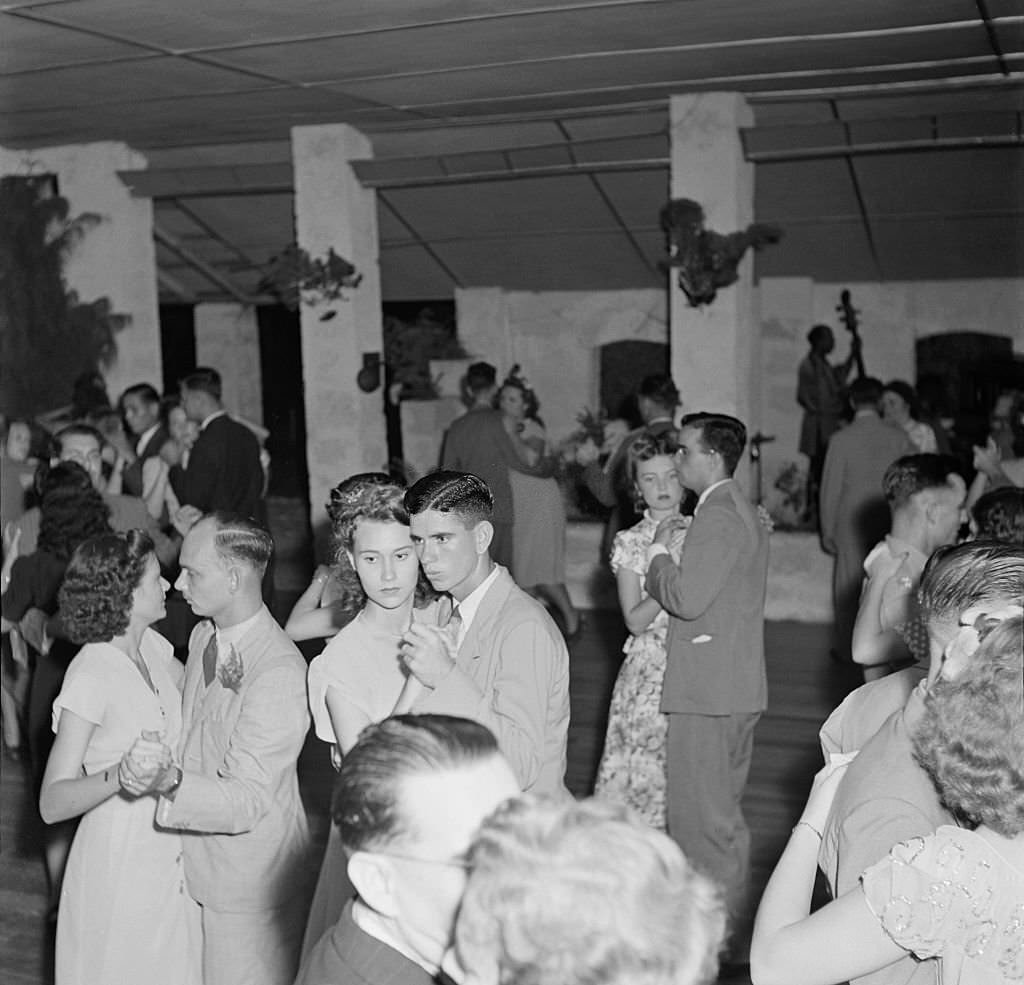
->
[348,851,399,918]
[473,520,494,556]
[227,565,241,594]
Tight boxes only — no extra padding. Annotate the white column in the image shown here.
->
[291,124,387,540]
[0,141,161,403]
[194,302,262,424]
[669,93,758,434]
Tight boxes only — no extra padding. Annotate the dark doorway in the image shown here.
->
[158,304,196,397]
[258,305,309,500]
[599,340,669,425]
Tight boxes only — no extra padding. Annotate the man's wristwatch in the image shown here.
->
[162,765,184,801]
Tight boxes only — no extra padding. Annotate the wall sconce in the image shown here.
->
[357,352,382,393]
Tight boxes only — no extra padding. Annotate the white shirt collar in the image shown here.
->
[135,422,160,455]
[695,477,732,511]
[452,565,501,647]
[214,607,263,649]
[200,409,228,431]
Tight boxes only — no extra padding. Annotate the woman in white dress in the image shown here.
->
[300,478,441,957]
[41,530,200,985]
[881,380,938,453]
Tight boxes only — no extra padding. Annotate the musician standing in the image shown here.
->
[797,324,861,518]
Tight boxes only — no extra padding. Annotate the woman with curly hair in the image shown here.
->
[40,530,199,985]
[752,613,1024,985]
[881,380,938,454]
[1,461,112,917]
[301,474,442,957]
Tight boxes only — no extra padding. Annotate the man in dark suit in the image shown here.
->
[119,382,169,501]
[819,377,914,662]
[173,367,265,521]
[441,361,553,572]
[645,412,769,943]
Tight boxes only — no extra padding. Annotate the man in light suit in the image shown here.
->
[820,377,914,662]
[126,513,311,985]
[645,412,769,944]
[399,470,570,797]
[119,382,169,502]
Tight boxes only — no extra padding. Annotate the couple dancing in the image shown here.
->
[300,467,571,958]
[40,513,310,985]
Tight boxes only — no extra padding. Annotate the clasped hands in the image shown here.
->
[117,730,178,798]
[653,515,688,552]
[399,622,457,689]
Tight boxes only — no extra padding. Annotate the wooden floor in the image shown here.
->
[0,503,861,984]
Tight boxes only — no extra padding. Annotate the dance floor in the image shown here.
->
[0,501,860,985]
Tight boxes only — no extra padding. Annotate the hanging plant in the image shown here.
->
[660,198,782,308]
[259,244,362,320]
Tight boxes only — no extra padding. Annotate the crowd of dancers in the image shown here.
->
[1,357,1023,985]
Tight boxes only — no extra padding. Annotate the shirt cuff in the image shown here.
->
[645,543,671,564]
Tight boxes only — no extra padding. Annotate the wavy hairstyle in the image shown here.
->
[59,530,154,643]
[330,477,437,621]
[626,431,680,510]
[36,461,112,561]
[913,616,1024,837]
[498,365,541,423]
[455,796,726,985]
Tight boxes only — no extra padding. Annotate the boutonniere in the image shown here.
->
[218,643,245,692]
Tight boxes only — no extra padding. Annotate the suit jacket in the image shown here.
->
[414,567,570,796]
[122,424,169,499]
[173,413,264,519]
[646,480,769,716]
[819,413,914,555]
[441,407,552,525]
[156,606,311,912]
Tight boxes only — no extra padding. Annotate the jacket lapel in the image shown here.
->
[457,568,512,663]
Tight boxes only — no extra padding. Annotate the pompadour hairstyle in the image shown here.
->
[917,541,1024,623]
[59,530,155,643]
[179,366,222,402]
[332,714,500,854]
[913,616,1024,837]
[404,470,494,525]
[455,796,727,985]
[882,454,963,510]
[465,361,497,395]
[203,511,273,574]
[678,411,747,475]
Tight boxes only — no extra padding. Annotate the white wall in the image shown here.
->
[0,142,161,403]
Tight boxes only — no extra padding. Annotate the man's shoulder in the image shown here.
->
[239,610,307,675]
[484,571,565,643]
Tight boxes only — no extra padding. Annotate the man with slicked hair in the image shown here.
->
[400,470,571,797]
[119,382,168,501]
[295,714,519,985]
[123,512,311,985]
[818,540,1024,985]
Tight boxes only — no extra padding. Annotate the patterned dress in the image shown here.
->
[594,511,685,829]
[861,826,1024,983]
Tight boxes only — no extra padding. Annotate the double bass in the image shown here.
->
[836,289,866,381]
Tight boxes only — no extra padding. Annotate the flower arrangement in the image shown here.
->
[217,643,245,692]
[259,244,362,320]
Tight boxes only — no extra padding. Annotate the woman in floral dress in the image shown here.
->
[594,432,687,828]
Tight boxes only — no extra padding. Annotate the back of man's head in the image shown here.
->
[333,714,500,854]
[404,470,493,526]
[638,374,680,415]
[455,797,726,985]
[972,487,1024,546]
[678,412,747,476]
[918,542,1024,667]
[847,376,883,409]
[203,511,273,577]
[883,454,962,511]
[464,362,497,396]
[180,366,223,403]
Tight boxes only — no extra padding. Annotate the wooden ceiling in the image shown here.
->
[2,0,1022,300]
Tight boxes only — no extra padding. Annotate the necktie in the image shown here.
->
[202,631,218,687]
[446,603,463,643]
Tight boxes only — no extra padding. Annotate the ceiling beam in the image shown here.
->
[153,224,260,306]
[156,269,198,304]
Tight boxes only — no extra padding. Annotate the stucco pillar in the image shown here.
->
[669,93,758,438]
[291,124,387,542]
[0,141,161,403]
[194,302,262,424]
